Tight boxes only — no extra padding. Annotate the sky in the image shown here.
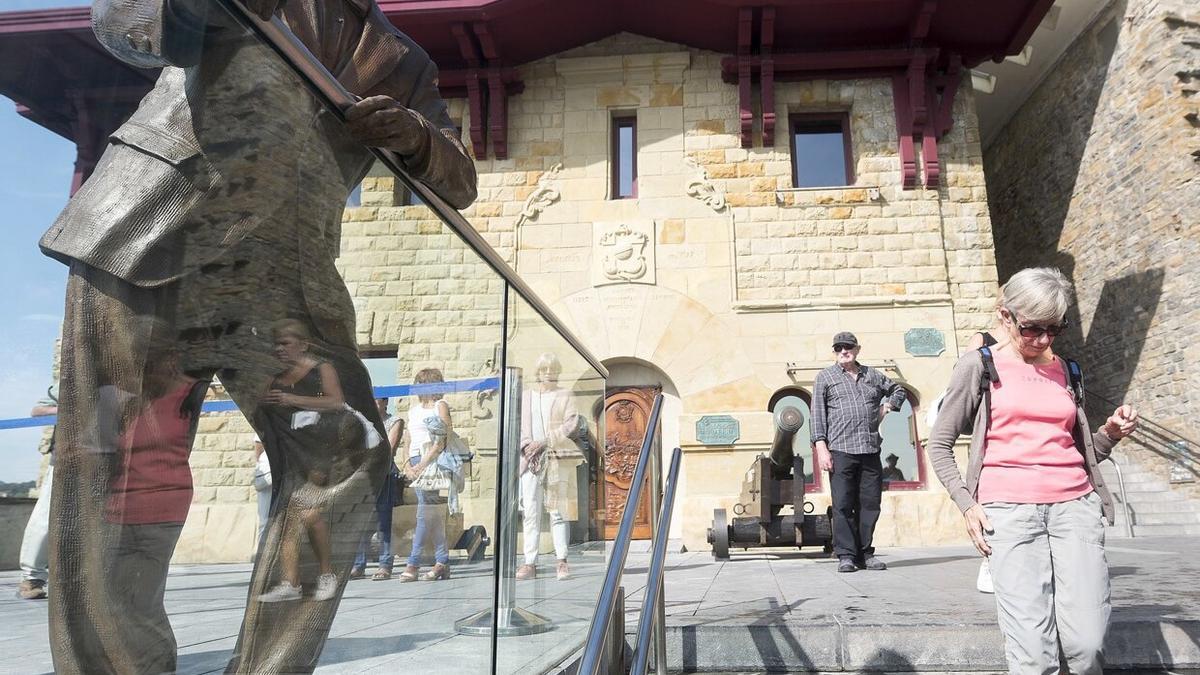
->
[0,0,89,480]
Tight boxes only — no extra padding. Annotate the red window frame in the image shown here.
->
[789,112,854,188]
[611,115,638,199]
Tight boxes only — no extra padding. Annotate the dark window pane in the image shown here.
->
[792,122,850,188]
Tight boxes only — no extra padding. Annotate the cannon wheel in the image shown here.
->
[712,508,730,559]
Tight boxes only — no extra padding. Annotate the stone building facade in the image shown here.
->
[159,31,1008,561]
[984,0,1200,498]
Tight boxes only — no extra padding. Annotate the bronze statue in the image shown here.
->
[39,0,476,672]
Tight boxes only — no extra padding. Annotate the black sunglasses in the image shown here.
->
[1017,322,1067,338]
[833,343,857,352]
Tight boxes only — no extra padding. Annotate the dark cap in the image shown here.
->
[832,331,859,347]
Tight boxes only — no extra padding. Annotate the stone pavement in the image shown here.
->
[0,537,1196,673]
[614,535,1200,672]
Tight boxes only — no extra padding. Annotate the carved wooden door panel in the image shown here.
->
[602,386,659,540]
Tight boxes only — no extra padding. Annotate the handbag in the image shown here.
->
[388,466,405,507]
[409,462,451,492]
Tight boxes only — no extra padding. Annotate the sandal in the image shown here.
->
[348,566,366,580]
[398,565,419,583]
[372,566,393,581]
[420,563,450,581]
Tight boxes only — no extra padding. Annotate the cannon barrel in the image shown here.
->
[768,405,804,468]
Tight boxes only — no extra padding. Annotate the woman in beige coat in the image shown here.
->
[517,353,585,581]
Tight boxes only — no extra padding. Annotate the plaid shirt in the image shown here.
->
[810,363,907,455]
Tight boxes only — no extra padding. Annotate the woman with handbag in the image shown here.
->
[256,320,350,603]
[516,353,585,582]
[400,368,454,582]
[928,268,1139,674]
[350,398,404,580]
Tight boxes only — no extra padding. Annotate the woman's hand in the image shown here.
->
[262,390,291,406]
[404,463,421,480]
[964,504,993,556]
[1103,404,1139,440]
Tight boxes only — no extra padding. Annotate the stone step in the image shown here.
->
[1112,500,1200,514]
[1109,489,1186,503]
[1113,511,1200,526]
[1129,523,1200,537]
[634,619,1200,672]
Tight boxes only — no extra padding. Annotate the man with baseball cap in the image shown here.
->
[810,331,907,573]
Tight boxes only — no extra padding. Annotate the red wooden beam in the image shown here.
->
[720,48,939,82]
[736,7,754,147]
[760,7,776,147]
[908,0,937,42]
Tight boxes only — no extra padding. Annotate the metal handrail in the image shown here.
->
[630,447,682,675]
[216,0,608,380]
[578,393,665,675]
[1105,455,1135,538]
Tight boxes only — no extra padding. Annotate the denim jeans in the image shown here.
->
[354,470,396,568]
[407,456,449,566]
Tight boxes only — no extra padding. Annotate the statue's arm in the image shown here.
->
[365,57,479,210]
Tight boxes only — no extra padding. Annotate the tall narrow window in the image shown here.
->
[790,113,853,188]
[611,116,637,199]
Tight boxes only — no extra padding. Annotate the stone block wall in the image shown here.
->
[164,31,1005,560]
[984,0,1200,496]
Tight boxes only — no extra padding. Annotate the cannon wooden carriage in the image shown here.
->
[706,405,833,558]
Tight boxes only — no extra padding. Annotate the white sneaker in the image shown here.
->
[976,559,994,594]
[258,582,301,603]
[313,573,338,601]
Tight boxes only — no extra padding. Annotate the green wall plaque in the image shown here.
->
[696,415,740,445]
[904,328,946,357]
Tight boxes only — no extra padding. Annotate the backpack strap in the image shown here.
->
[1064,357,1085,405]
[978,345,999,395]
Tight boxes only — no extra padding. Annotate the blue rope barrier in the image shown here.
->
[0,376,501,431]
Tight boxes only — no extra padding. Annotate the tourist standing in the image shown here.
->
[811,331,907,573]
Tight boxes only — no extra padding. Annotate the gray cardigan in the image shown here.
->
[927,350,1118,523]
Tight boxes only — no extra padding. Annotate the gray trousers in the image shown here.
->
[984,491,1110,675]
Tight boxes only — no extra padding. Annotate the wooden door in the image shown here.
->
[601,386,660,540]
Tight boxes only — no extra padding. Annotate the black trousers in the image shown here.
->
[830,450,883,559]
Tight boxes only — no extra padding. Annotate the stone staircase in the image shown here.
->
[1102,451,1200,537]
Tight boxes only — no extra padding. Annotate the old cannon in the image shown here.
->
[706,405,833,558]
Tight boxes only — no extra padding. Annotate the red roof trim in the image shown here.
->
[0,7,90,35]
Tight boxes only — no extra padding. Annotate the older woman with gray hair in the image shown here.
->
[928,267,1139,675]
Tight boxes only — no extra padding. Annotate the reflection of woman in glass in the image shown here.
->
[105,339,206,674]
[257,320,347,603]
[517,353,583,582]
[400,368,453,582]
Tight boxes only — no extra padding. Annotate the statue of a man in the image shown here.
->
[38,0,476,672]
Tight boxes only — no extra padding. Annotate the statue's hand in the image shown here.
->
[239,0,288,21]
[345,96,426,156]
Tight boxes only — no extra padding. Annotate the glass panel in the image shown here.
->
[792,123,849,187]
[0,0,624,669]
[772,394,817,486]
[493,289,606,675]
[880,398,919,485]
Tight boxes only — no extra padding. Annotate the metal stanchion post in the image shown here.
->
[456,366,554,636]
